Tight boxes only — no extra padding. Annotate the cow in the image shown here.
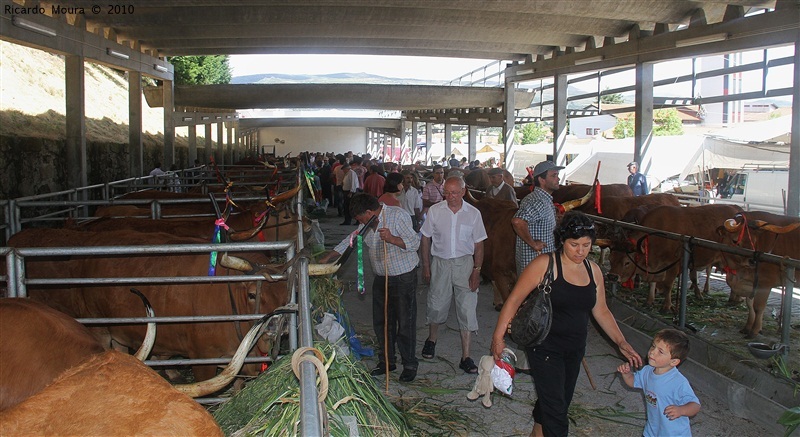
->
[471,197,520,310]
[88,184,306,243]
[719,211,800,338]
[607,204,743,313]
[514,182,633,208]
[8,228,290,384]
[1,296,283,416]
[0,351,224,436]
[0,299,105,411]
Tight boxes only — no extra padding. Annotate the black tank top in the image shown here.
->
[540,252,597,349]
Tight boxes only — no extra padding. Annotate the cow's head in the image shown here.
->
[606,236,640,284]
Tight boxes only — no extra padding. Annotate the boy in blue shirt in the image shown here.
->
[618,329,701,437]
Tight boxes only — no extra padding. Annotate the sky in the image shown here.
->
[228,54,498,81]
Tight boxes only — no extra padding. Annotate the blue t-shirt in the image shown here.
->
[634,365,699,437]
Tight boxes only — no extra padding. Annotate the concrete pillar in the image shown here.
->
[634,63,654,172]
[425,123,433,164]
[444,124,452,161]
[411,121,419,163]
[217,122,224,166]
[504,78,517,171]
[188,125,197,165]
[788,37,799,217]
[65,55,87,188]
[128,70,143,177]
[227,124,234,164]
[162,80,175,167]
[205,124,213,162]
[553,75,568,166]
[468,125,477,162]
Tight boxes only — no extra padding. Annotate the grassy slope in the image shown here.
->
[0,40,213,146]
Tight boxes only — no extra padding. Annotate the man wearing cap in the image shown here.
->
[511,160,563,274]
[484,168,518,206]
[627,161,649,196]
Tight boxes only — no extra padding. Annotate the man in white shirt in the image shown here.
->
[401,170,423,231]
[341,163,360,225]
[420,176,487,374]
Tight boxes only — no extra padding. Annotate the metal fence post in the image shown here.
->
[678,239,691,329]
[781,266,796,357]
[297,257,323,436]
[4,249,17,298]
[15,252,27,298]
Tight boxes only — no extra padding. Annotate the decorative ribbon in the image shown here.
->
[594,182,602,214]
[304,169,317,203]
[260,352,270,372]
[357,235,365,294]
[209,155,224,184]
[208,224,222,276]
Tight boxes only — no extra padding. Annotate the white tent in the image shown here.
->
[560,136,706,187]
[561,115,793,189]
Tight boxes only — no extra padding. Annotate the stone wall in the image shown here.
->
[0,135,193,200]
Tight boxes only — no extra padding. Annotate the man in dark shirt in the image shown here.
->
[627,161,649,196]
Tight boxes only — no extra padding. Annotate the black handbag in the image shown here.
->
[509,252,554,347]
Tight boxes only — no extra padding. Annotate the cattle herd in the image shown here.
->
[0,158,798,434]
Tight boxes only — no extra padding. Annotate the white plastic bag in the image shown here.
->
[491,360,516,396]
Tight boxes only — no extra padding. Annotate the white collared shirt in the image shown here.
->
[420,200,487,259]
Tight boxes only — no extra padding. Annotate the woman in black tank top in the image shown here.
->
[491,211,643,437]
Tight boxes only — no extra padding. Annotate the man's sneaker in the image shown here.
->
[399,367,417,382]
[421,339,436,359]
[370,363,396,376]
[459,357,478,374]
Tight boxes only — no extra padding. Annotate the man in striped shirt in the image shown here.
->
[322,194,421,382]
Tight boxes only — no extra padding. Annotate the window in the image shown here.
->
[585,128,593,135]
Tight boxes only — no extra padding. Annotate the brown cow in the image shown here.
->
[0,351,223,436]
[471,197,520,310]
[9,228,289,383]
[514,183,633,208]
[607,204,743,313]
[719,211,800,338]
[0,299,105,411]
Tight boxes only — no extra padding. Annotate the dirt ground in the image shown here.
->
[314,206,780,436]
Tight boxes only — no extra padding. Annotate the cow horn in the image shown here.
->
[561,186,593,211]
[308,263,342,276]
[173,313,273,397]
[723,218,742,232]
[228,215,268,242]
[219,253,254,272]
[128,288,156,361]
[759,221,800,234]
[271,184,302,205]
[594,238,613,248]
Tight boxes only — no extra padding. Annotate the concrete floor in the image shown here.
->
[313,205,775,436]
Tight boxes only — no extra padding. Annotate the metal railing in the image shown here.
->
[591,214,799,359]
[1,171,326,433]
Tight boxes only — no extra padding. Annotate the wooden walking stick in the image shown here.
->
[582,357,597,390]
[383,237,390,392]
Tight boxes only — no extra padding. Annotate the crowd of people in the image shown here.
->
[149,150,695,436]
[312,151,697,437]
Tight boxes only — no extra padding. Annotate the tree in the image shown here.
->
[612,109,684,138]
[613,116,634,139]
[520,122,549,144]
[599,87,624,104]
[170,55,232,85]
[653,108,684,136]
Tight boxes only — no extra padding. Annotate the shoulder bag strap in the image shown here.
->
[540,252,555,292]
